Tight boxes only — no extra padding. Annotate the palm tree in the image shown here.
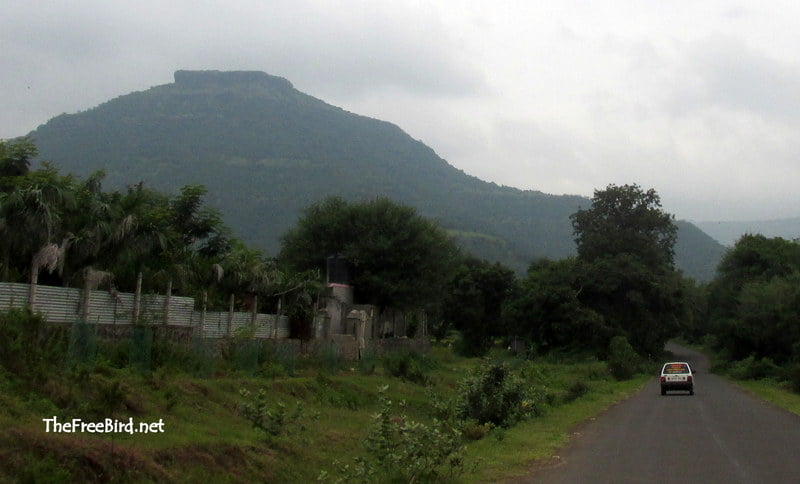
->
[0,138,36,179]
[0,165,75,282]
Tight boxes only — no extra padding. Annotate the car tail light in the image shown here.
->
[687,375,693,382]
[660,376,666,383]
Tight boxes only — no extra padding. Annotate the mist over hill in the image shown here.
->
[694,217,800,247]
[27,70,725,280]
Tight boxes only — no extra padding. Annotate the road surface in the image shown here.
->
[511,343,800,483]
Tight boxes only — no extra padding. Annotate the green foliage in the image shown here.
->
[565,185,686,356]
[279,196,459,310]
[571,183,677,269]
[16,455,74,484]
[607,335,640,381]
[0,309,45,374]
[0,137,36,178]
[240,388,313,438]
[381,351,435,385]
[563,380,591,403]
[26,71,722,280]
[503,258,609,353]
[322,385,465,483]
[442,256,515,356]
[455,361,542,427]
[787,364,800,394]
[706,236,800,372]
[729,356,783,381]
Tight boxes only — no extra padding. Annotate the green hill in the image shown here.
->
[27,70,724,280]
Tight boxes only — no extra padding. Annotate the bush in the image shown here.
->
[563,380,590,403]
[729,355,782,380]
[239,388,313,438]
[322,385,465,483]
[456,361,543,427]
[381,351,434,385]
[787,364,800,394]
[607,335,639,381]
[0,309,62,382]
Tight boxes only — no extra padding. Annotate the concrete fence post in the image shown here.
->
[163,279,172,326]
[133,272,142,324]
[227,294,234,337]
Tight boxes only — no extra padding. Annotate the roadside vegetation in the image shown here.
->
[9,138,788,481]
[0,307,653,483]
[679,234,800,405]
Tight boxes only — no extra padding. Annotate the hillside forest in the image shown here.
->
[27,70,726,281]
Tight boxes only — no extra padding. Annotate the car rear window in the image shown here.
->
[663,363,690,374]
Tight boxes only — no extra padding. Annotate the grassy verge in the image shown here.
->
[730,380,800,416]
[0,313,653,483]
[678,339,800,418]
[463,373,649,482]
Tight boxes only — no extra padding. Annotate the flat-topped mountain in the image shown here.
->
[28,70,725,279]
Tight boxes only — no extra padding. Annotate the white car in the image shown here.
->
[660,362,694,396]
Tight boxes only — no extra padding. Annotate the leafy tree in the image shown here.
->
[570,184,682,356]
[442,257,515,356]
[503,258,608,353]
[278,196,460,310]
[571,183,677,269]
[706,235,800,362]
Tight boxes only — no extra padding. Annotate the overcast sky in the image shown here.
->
[2,1,799,222]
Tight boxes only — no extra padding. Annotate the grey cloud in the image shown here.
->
[672,36,800,123]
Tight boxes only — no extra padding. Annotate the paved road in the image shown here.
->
[512,343,800,483]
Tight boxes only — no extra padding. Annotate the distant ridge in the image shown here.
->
[694,217,800,247]
[28,70,726,280]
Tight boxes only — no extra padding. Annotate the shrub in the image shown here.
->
[607,335,639,381]
[381,350,434,385]
[0,309,47,376]
[322,385,465,483]
[456,361,543,427]
[729,355,782,380]
[317,342,343,375]
[239,388,313,437]
[787,364,800,394]
[563,380,590,403]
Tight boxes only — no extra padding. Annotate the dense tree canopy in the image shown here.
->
[503,258,607,353]
[0,145,318,315]
[706,234,800,362]
[571,184,677,270]
[441,256,515,356]
[568,184,683,356]
[278,196,460,310]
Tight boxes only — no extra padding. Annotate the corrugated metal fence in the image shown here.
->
[0,282,288,339]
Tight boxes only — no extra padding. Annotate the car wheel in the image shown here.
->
[661,388,666,396]
[689,389,694,395]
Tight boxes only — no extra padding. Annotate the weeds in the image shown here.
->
[381,350,435,385]
[240,388,316,437]
[321,385,466,483]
